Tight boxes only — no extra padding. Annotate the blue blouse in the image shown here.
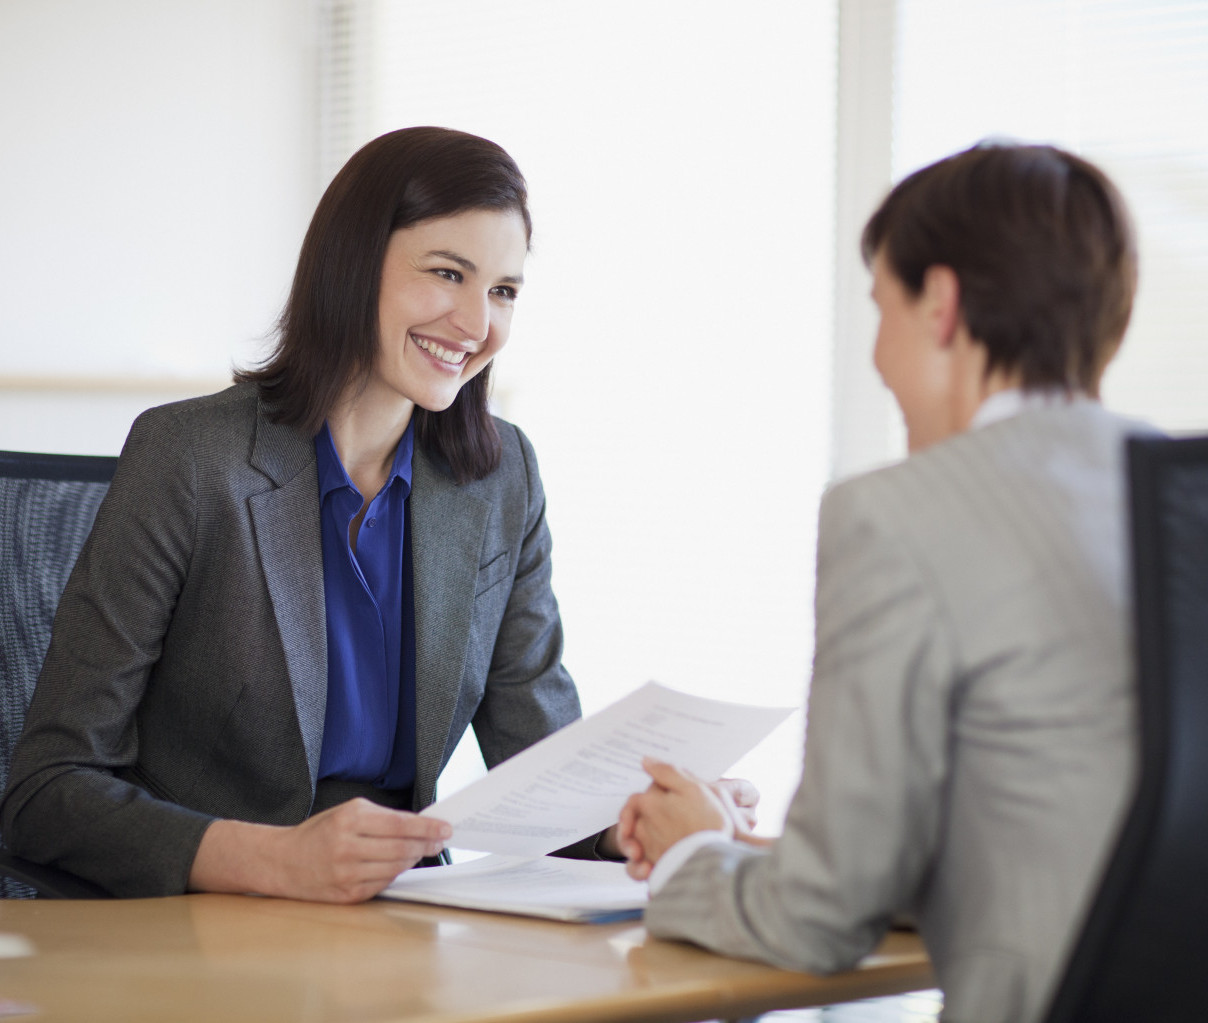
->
[314,420,417,791]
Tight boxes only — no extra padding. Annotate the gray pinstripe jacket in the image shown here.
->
[645,400,1147,1023]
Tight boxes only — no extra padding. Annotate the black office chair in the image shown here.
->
[1042,433,1208,1022]
[0,449,118,898]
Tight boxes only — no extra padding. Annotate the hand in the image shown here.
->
[273,799,453,902]
[710,776,760,833]
[618,766,762,878]
[190,798,453,903]
[619,758,731,881]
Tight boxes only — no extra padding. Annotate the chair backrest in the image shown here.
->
[0,450,118,898]
[1043,433,1208,1022]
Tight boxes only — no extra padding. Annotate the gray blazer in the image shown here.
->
[645,400,1145,1023]
[1,384,581,896]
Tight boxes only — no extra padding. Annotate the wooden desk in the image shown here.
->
[0,895,932,1023]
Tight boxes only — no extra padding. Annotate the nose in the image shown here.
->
[450,288,491,343]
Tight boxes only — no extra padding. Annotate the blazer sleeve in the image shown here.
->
[470,426,613,860]
[1,407,216,896]
[469,424,582,766]
[643,476,956,971]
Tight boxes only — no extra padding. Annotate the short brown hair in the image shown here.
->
[861,142,1137,392]
[237,126,531,482]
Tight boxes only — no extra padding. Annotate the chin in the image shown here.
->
[412,392,460,415]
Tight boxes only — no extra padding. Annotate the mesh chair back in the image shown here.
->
[0,450,117,898]
[1043,434,1208,1022]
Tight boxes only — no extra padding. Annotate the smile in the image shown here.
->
[411,334,468,366]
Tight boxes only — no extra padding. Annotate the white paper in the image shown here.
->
[380,854,646,923]
[424,681,794,856]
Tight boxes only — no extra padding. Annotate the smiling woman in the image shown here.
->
[0,127,614,903]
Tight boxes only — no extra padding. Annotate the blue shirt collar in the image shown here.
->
[315,418,416,500]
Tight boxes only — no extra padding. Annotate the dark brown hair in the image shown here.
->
[861,141,1137,392]
[237,126,532,482]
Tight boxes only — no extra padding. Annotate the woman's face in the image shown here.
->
[370,207,529,415]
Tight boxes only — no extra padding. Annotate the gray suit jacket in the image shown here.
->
[645,400,1145,1023]
[1,384,581,896]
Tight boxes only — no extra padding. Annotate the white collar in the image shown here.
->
[969,388,1086,431]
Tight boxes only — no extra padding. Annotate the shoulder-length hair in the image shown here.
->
[237,126,532,482]
[861,142,1137,394]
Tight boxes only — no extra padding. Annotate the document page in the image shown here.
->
[424,681,794,856]
[381,854,646,923]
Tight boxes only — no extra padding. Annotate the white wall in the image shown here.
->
[0,0,321,455]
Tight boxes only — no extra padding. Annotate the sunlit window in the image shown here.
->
[321,0,839,829]
[322,0,1208,831]
[892,0,1208,436]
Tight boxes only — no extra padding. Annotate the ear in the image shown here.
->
[919,265,962,347]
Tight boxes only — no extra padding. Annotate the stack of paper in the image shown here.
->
[381,681,795,923]
[381,854,646,923]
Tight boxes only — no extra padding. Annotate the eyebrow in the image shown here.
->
[424,249,524,287]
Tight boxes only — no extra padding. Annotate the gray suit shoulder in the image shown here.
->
[491,416,538,464]
[123,383,316,492]
[824,400,1156,518]
[131,382,256,430]
[467,416,543,497]
[123,383,260,461]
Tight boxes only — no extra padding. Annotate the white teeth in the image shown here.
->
[412,334,467,365]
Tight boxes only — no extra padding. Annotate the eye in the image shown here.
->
[490,284,518,301]
[432,267,463,283]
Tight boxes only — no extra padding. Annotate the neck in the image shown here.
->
[948,330,1022,435]
[327,386,415,500]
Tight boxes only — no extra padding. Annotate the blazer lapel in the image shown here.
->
[411,447,491,806]
[247,408,327,788]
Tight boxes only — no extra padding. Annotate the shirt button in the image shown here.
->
[366,517,376,528]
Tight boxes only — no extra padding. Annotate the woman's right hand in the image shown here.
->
[189,798,452,903]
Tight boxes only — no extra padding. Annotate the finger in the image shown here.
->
[345,837,447,869]
[617,803,636,848]
[348,823,450,859]
[640,757,693,791]
[352,806,453,843]
[718,777,761,808]
[395,815,453,843]
[618,828,644,863]
[704,786,750,837]
[626,858,652,882]
[621,791,653,830]
[330,864,418,903]
[338,843,441,875]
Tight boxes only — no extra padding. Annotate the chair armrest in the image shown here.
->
[0,851,110,898]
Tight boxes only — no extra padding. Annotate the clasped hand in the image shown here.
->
[194,770,759,901]
[618,758,760,881]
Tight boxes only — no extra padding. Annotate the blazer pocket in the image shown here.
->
[475,551,512,597]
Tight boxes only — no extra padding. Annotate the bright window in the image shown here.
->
[322,0,839,829]
[891,0,1208,438]
[324,0,1208,832]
